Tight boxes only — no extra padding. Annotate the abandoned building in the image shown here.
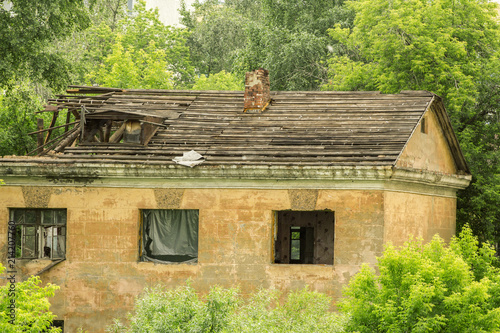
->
[0,69,471,332]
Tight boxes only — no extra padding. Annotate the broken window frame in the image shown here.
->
[10,209,67,260]
[140,209,199,264]
[273,210,335,265]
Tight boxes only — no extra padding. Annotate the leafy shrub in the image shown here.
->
[0,264,61,332]
[107,284,347,333]
[226,287,348,333]
[340,225,500,333]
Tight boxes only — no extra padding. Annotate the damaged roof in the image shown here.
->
[5,86,469,172]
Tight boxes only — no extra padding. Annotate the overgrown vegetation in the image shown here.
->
[0,264,61,332]
[341,225,500,332]
[106,285,348,333]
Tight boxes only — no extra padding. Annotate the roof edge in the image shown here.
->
[0,162,471,191]
[393,95,470,175]
[429,96,470,174]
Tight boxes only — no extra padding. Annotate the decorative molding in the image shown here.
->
[0,163,471,198]
[21,186,53,208]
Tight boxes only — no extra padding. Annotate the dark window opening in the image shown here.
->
[140,209,199,264]
[274,211,334,265]
[10,209,66,260]
[421,117,427,134]
[51,320,64,332]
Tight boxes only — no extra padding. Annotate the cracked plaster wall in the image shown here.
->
[0,185,457,332]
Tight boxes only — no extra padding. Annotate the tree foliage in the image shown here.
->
[107,284,347,333]
[86,0,194,89]
[0,0,90,90]
[192,71,243,91]
[340,226,500,333]
[181,0,354,91]
[180,1,250,76]
[323,0,500,249]
[0,264,61,332]
[0,82,53,156]
[324,0,499,115]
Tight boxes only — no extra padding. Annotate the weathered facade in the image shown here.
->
[0,70,470,332]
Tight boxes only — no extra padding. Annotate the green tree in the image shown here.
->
[107,284,347,333]
[180,0,354,91]
[0,81,55,156]
[0,0,90,90]
[192,71,243,91]
[86,0,128,30]
[340,226,500,333]
[323,0,500,248]
[87,0,194,89]
[0,264,61,332]
[180,0,250,76]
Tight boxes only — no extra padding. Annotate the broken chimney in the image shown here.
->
[244,68,270,113]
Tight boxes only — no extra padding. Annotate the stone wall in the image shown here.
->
[0,185,455,332]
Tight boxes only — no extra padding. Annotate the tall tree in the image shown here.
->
[87,0,194,88]
[180,0,250,76]
[0,0,90,89]
[180,0,354,91]
[324,0,500,248]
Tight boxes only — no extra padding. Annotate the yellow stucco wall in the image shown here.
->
[0,186,389,332]
[396,106,458,174]
[384,191,457,247]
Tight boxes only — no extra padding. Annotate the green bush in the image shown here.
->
[107,284,347,333]
[0,264,61,332]
[340,225,500,333]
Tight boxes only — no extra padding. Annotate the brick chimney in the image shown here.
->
[244,68,271,113]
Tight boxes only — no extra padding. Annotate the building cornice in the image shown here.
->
[0,161,471,197]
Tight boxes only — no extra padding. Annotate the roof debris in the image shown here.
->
[19,85,467,173]
[173,150,205,168]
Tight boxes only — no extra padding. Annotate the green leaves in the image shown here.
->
[192,71,244,91]
[181,0,354,91]
[0,81,46,156]
[340,226,500,333]
[107,285,348,333]
[0,264,61,332]
[324,0,495,112]
[0,0,90,89]
[86,0,194,89]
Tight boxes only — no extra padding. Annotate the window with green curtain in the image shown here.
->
[141,209,199,264]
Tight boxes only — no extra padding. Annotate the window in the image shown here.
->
[140,209,199,264]
[274,211,334,265]
[421,117,427,134]
[52,320,64,332]
[10,209,66,259]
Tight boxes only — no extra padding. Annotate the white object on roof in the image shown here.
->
[173,150,205,167]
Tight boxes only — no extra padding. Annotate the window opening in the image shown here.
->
[421,117,427,134]
[10,209,66,259]
[289,226,315,264]
[140,209,199,264]
[274,211,334,265]
[52,320,64,332]
[290,227,301,261]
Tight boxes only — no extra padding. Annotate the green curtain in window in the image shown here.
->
[142,210,198,264]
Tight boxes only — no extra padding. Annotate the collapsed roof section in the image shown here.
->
[27,85,468,173]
